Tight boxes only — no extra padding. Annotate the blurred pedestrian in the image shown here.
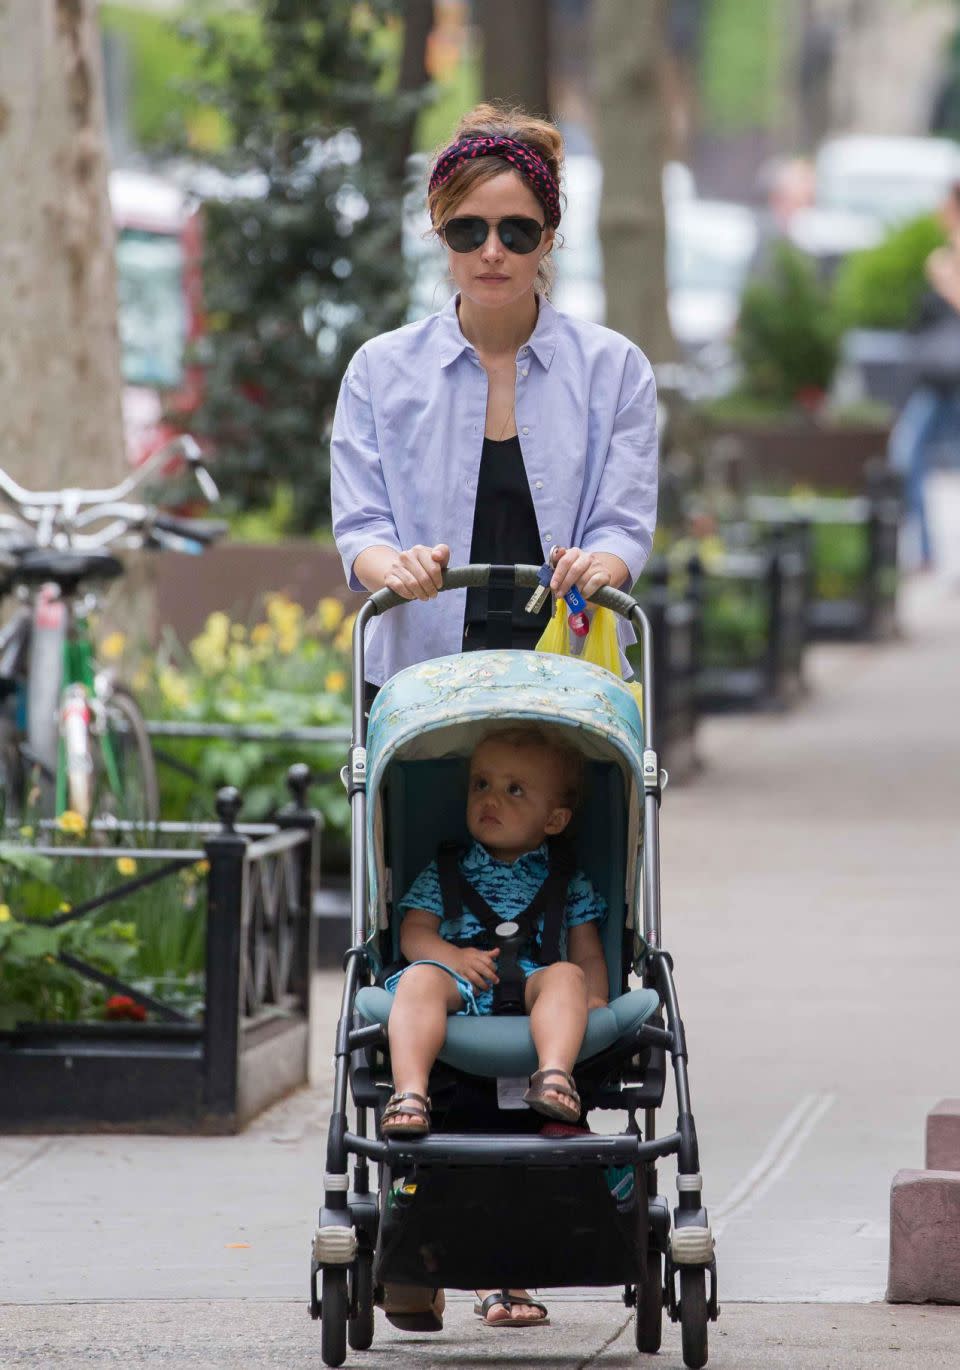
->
[889,181,960,568]
[329,101,658,1329]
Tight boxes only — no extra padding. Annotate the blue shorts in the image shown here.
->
[383,958,544,1016]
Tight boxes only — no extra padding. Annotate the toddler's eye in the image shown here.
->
[471,777,488,791]
[508,783,524,797]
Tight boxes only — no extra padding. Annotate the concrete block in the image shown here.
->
[926,1098,960,1171]
[887,1168,960,1303]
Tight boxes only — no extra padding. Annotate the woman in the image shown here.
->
[330,103,658,1330]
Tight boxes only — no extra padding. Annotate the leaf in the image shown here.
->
[0,845,54,880]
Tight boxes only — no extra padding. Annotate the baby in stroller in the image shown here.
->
[380,725,609,1138]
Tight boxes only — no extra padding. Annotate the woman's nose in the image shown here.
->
[479,226,503,260]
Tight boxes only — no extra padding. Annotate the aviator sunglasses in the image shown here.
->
[441,215,545,255]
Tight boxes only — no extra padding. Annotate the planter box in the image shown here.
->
[708,417,891,493]
[693,536,808,713]
[631,564,701,782]
[0,776,319,1134]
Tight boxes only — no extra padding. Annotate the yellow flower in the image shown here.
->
[230,624,247,642]
[116,856,138,876]
[59,902,72,914]
[57,810,86,837]
[204,611,231,648]
[159,667,192,712]
[250,623,273,646]
[100,631,127,662]
[334,613,356,653]
[228,642,252,672]
[0,904,11,923]
[195,859,210,876]
[317,597,344,633]
[18,825,33,839]
[324,669,347,693]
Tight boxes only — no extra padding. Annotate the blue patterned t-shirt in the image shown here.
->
[396,840,606,963]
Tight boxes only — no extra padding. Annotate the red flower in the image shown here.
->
[104,994,147,1022]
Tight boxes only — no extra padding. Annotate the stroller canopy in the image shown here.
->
[364,650,646,941]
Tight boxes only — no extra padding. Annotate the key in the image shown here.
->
[523,562,553,615]
[524,561,590,637]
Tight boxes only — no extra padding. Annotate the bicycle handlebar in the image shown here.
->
[367,564,641,620]
[0,435,212,514]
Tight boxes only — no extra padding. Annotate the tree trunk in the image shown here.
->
[478,0,551,116]
[592,0,676,364]
[389,0,433,183]
[0,0,125,492]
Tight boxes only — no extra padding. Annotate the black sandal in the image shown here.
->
[380,1091,431,1137]
[522,1068,581,1123]
[473,1290,550,1327]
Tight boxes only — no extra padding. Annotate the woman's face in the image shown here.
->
[441,170,555,313]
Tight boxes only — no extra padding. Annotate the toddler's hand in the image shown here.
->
[452,946,500,990]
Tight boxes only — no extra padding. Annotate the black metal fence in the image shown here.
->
[0,766,319,1133]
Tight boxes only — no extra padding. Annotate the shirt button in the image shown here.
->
[521,367,529,377]
[521,426,529,435]
[534,480,543,490]
[521,347,529,355]
[544,531,553,542]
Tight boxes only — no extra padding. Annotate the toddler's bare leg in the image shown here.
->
[387,964,463,1125]
[524,962,588,1105]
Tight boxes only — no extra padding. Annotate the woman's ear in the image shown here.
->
[544,805,572,835]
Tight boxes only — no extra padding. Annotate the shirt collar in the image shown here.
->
[465,840,550,872]
[437,294,559,371]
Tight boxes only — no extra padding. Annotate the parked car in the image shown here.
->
[814,135,960,226]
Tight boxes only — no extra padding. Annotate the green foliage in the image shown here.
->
[735,243,840,406]
[833,215,945,330]
[0,846,139,1029]
[142,595,352,857]
[100,3,240,153]
[176,0,417,533]
[700,0,783,133]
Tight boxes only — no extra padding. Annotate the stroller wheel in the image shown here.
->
[679,1267,708,1369]
[635,1247,663,1354]
[348,1250,375,1351]
[321,1268,348,1368]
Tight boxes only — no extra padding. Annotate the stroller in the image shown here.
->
[309,565,718,1368]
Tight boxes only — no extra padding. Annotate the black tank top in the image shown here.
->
[463,435,550,647]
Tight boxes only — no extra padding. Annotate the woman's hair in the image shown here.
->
[427,103,565,296]
[475,724,584,809]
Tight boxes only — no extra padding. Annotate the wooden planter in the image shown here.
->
[708,416,892,493]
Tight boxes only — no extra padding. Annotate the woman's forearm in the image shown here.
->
[351,544,402,592]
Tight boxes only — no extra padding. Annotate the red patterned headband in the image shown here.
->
[429,134,561,228]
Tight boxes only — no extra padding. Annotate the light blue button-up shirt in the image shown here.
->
[330,294,658,684]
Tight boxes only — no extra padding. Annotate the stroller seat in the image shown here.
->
[354,984,659,1077]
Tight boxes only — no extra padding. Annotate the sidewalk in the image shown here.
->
[2,576,960,1367]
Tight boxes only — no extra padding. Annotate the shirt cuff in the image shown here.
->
[580,530,651,589]
[339,527,403,592]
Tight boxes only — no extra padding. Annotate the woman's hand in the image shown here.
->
[450,946,500,990]
[549,547,628,601]
[383,543,451,601]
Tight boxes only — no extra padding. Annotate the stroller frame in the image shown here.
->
[310,566,718,1368]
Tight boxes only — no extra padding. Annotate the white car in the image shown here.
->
[815,134,960,225]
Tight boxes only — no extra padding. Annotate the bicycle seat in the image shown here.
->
[12,550,125,589]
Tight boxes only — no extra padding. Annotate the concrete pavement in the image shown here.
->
[2,575,960,1365]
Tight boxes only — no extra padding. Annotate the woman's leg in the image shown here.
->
[890,387,944,566]
[386,964,463,1125]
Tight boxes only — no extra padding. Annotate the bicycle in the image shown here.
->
[0,436,225,826]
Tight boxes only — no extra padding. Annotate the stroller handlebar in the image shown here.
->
[367,563,641,621]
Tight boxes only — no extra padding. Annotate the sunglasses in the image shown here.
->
[441,215,545,256]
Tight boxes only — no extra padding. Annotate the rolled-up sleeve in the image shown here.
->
[330,347,401,591]
[579,346,658,587]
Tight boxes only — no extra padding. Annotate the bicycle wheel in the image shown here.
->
[87,685,159,825]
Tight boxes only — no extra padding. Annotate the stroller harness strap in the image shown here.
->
[436,840,575,1015]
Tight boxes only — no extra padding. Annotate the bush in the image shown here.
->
[833,215,945,331]
[735,243,840,407]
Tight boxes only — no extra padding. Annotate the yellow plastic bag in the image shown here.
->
[535,600,643,716]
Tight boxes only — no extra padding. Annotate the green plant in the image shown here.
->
[138,594,352,851]
[175,0,418,533]
[700,0,784,133]
[809,521,869,601]
[735,243,840,407]
[833,215,945,331]
[0,844,139,1029]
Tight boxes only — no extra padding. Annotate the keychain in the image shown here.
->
[524,558,590,637]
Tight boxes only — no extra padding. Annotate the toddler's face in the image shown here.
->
[466,739,571,863]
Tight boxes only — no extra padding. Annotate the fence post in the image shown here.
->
[764,533,784,705]
[276,762,320,1008]
[202,786,248,1123]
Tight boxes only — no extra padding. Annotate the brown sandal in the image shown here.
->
[523,1069,581,1123]
[381,1091,431,1137]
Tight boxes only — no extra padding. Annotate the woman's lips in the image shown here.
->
[476,274,509,282]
